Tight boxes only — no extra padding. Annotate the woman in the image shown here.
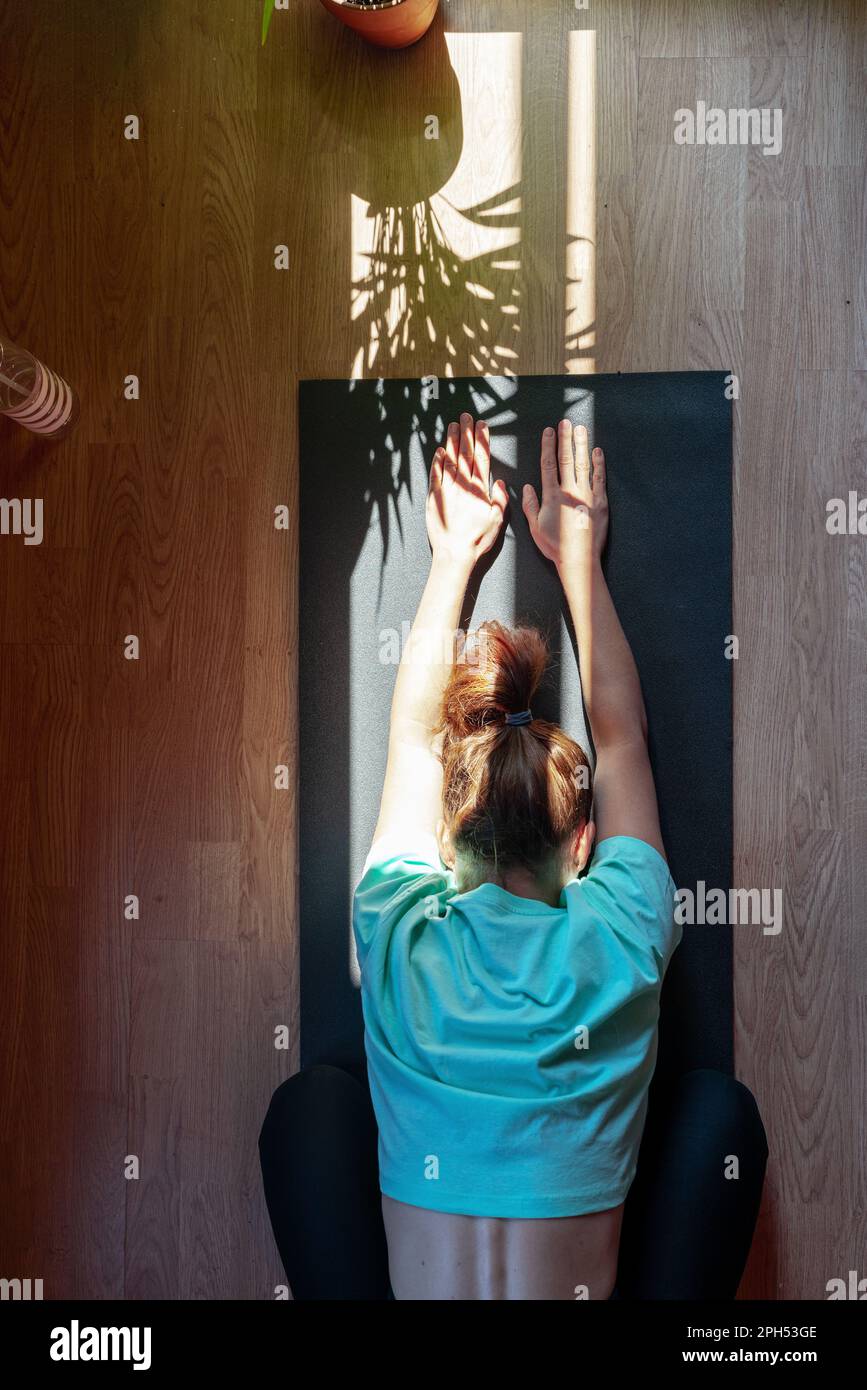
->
[260,414,767,1300]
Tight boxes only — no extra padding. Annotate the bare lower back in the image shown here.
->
[381,1195,624,1301]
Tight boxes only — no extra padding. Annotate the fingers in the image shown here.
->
[558,419,576,493]
[592,444,606,497]
[443,419,460,482]
[442,414,491,496]
[573,423,592,502]
[540,425,559,502]
[474,419,491,490]
[427,445,447,532]
[458,411,474,480]
[522,482,540,532]
[429,445,445,494]
[491,476,509,518]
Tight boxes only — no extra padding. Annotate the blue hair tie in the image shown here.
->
[505,709,533,727]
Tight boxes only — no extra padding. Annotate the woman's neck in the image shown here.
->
[459,859,564,908]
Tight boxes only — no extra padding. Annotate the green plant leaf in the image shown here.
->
[261,0,275,46]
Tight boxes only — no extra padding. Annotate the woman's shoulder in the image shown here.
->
[352,831,453,956]
[565,835,681,968]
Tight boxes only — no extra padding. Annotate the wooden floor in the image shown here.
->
[0,0,864,1299]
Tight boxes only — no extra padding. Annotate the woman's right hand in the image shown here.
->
[522,421,608,571]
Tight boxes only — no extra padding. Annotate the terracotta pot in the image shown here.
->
[318,0,440,50]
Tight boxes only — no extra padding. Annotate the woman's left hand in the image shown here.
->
[426,413,509,568]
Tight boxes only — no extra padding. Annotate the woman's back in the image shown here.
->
[353,830,680,1298]
[382,1195,624,1300]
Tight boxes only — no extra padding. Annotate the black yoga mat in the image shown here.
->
[299,372,733,1081]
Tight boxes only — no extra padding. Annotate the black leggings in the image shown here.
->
[258,1064,768,1300]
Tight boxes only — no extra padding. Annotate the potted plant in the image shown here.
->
[263,0,440,50]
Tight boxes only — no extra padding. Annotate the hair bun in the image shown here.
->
[437,621,593,874]
[440,621,547,739]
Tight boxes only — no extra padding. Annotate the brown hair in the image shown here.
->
[437,622,592,879]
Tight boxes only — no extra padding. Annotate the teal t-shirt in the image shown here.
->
[352,832,681,1219]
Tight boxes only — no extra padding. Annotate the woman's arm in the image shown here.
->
[372,551,472,845]
[372,413,508,846]
[522,421,666,859]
